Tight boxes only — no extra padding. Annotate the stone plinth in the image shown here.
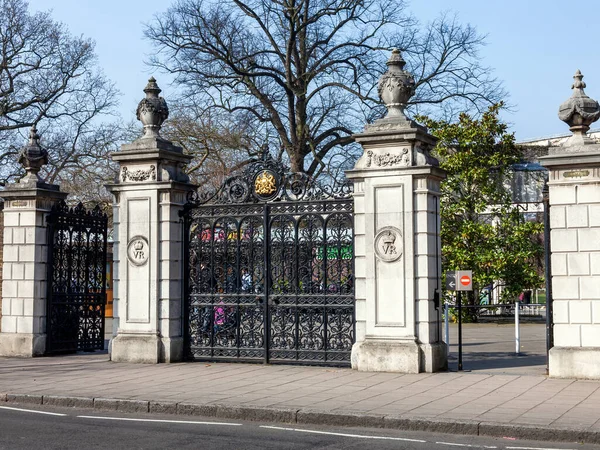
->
[540,147,600,379]
[347,120,447,373]
[106,136,195,363]
[0,182,67,357]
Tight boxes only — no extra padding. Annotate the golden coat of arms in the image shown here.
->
[254,170,277,196]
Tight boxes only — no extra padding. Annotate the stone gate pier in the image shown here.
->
[541,70,600,379]
[106,78,195,363]
[0,127,67,356]
[347,50,447,372]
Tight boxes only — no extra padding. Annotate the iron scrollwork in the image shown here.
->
[183,150,355,366]
[185,151,353,207]
[46,200,108,354]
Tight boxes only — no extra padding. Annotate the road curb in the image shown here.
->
[2,392,600,445]
[215,405,297,423]
[383,416,479,436]
[93,398,150,413]
[297,410,385,428]
[478,422,600,445]
[43,395,94,409]
[6,394,42,405]
[150,401,177,415]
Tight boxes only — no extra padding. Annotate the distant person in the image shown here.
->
[241,268,252,292]
[225,266,237,293]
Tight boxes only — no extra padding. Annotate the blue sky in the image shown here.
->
[27,0,600,142]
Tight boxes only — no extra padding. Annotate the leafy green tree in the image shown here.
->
[418,104,544,315]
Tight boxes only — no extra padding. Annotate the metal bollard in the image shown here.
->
[515,300,520,355]
[458,292,463,371]
[444,302,450,357]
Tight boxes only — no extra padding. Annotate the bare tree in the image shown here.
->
[43,124,124,212]
[161,101,266,189]
[0,0,118,186]
[145,0,505,175]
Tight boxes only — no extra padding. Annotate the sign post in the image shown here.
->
[453,270,472,371]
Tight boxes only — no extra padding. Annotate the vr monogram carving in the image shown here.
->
[374,226,403,262]
[127,235,149,266]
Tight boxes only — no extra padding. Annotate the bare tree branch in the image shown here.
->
[0,0,119,205]
[146,0,506,176]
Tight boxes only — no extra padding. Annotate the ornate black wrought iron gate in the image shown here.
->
[183,155,355,366]
[46,201,108,354]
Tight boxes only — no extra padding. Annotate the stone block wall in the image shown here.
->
[549,171,600,347]
[413,176,443,347]
[0,209,3,332]
[352,180,366,343]
[0,201,49,340]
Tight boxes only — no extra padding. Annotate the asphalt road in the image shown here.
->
[0,404,597,450]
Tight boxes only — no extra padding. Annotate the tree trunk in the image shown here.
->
[289,150,305,173]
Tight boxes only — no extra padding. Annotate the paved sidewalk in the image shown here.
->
[447,323,547,375]
[2,352,600,445]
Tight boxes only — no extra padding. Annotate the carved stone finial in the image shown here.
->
[558,70,600,145]
[136,77,169,138]
[18,125,48,181]
[377,49,415,120]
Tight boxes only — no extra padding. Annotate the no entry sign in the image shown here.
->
[456,270,473,291]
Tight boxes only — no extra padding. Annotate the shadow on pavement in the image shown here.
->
[448,352,546,372]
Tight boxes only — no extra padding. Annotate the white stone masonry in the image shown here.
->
[0,190,66,356]
[347,49,446,373]
[348,125,446,373]
[106,77,195,363]
[541,69,600,379]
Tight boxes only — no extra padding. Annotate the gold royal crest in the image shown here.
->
[255,170,277,196]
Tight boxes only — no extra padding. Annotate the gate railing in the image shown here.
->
[182,152,355,366]
[46,201,108,354]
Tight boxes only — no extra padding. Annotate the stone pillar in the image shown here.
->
[540,70,600,379]
[107,78,195,363]
[0,127,67,356]
[347,50,447,373]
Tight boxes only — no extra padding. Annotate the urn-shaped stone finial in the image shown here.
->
[136,77,169,138]
[377,49,415,120]
[558,70,600,145]
[18,125,48,180]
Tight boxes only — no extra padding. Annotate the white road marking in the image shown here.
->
[0,405,67,416]
[259,425,426,442]
[436,442,497,448]
[77,415,242,426]
[0,409,577,450]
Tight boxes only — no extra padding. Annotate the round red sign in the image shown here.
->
[460,276,471,286]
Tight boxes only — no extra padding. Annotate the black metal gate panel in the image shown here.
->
[184,154,354,366]
[46,201,108,354]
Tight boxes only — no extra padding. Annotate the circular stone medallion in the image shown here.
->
[127,235,150,266]
[374,226,403,263]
